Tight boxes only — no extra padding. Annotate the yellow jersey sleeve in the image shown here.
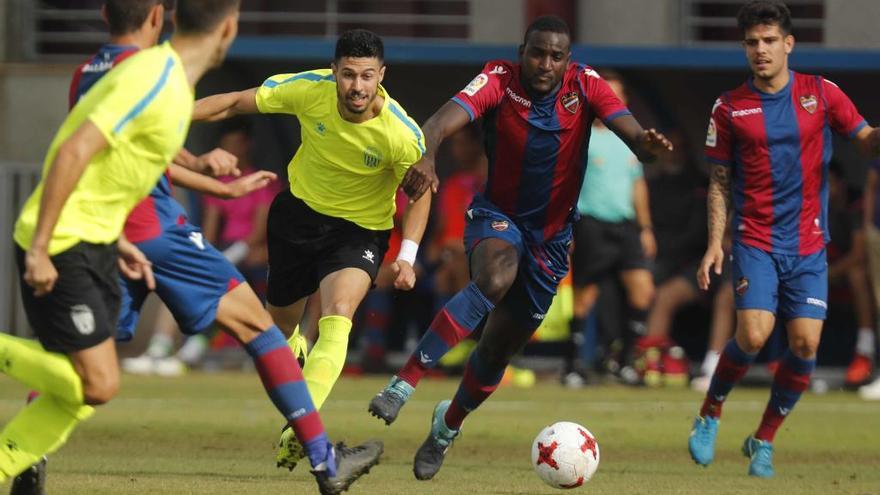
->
[87,54,176,147]
[255,70,334,115]
[387,101,425,182]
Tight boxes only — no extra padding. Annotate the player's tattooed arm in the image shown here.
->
[401,101,471,201]
[696,163,731,290]
[606,115,673,163]
[707,163,732,247]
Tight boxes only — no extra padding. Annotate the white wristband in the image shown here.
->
[396,239,419,265]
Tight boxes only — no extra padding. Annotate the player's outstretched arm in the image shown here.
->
[173,147,241,177]
[853,125,880,158]
[192,87,259,122]
[697,163,732,291]
[391,191,433,290]
[402,101,471,201]
[168,163,276,199]
[25,120,108,296]
[606,114,673,163]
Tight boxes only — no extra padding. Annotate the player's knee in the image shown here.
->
[788,336,820,359]
[324,299,355,319]
[81,373,119,405]
[473,269,516,303]
[736,326,766,354]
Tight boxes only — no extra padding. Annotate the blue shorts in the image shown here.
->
[117,224,245,341]
[463,204,571,330]
[731,241,827,320]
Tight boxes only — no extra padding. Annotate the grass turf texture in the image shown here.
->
[1,373,878,494]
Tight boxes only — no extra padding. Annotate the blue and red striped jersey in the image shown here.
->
[705,71,867,255]
[69,44,188,243]
[451,61,630,243]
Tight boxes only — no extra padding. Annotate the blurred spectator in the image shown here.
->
[202,118,278,294]
[564,71,655,386]
[123,118,278,374]
[356,189,413,373]
[860,159,880,400]
[823,162,872,388]
[641,133,733,388]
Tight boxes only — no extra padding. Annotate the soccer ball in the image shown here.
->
[531,421,600,489]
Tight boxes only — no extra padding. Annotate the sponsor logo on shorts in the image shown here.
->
[800,95,818,114]
[316,121,327,135]
[491,220,509,232]
[290,408,307,419]
[562,91,580,113]
[806,297,827,309]
[70,304,95,335]
[363,249,375,264]
[532,313,546,321]
[461,74,488,96]
[735,277,749,296]
[363,146,382,168]
[189,231,205,250]
[778,406,791,416]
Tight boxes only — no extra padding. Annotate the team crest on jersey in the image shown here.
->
[800,95,818,114]
[363,146,382,168]
[462,74,489,96]
[491,220,509,232]
[735,277,749,296]
[562,92,580,114]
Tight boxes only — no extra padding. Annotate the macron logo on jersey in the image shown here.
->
[731,107,763,118]
[505,87,531,108]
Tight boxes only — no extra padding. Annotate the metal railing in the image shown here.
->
[1,162,42,337]
[680,0,825,45]
[10,0,472,61]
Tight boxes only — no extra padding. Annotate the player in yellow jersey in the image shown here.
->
[194,29,432,470]
[2,4,382,494]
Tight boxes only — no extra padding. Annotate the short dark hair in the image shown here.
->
[174,0,240,34]
[523,15,570,45]
[218,116,252,139]
[334,29,384,62]
[737,0,793,35]
[104,0,163,36]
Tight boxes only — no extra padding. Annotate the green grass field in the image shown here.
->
[2,373,879,494]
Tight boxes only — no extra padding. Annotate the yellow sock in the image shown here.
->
[302,316,352,410]
[0,395,94,480]
[0,334,85,405]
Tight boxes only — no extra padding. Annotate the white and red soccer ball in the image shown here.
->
[531,421,600,489]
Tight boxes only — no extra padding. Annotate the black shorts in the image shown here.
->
[571,215,649,287]
[15,242,121,353]
[266,191,390,307]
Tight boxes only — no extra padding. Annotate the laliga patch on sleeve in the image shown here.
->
[461,74,489,96]
[706,118,717,147]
